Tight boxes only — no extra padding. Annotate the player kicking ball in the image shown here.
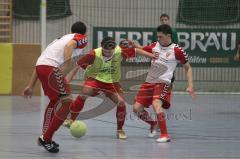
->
[22,21,88,153]
[133,24,196,143]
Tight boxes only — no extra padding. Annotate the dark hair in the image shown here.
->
[101,37,116,49]
[160,13,170,19]
[157,24,172,35]
[71,21,87,34]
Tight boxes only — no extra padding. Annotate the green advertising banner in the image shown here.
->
[93,27,240,67]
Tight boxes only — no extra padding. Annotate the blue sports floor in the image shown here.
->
[0,93,240,159]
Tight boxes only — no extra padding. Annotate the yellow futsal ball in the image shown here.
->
[70,120,87,138]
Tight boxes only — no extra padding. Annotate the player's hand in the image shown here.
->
[131,40,142,49]
[186,86,196,99]
[22,86,33,98]
[119,39,134,49]
[153,52,159,59]
[65,66,79,83]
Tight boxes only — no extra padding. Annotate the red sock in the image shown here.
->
[157,112,168,135]
[70,96,85,120]
[116,104,126,130]
[137,109,157,128]
[43,99,72,142]
[42,99,59,134]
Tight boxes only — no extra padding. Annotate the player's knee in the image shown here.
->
[152,100,164,113]
[133,107,138,114]
[133,103,143,113]
[152,99,163,107]
[49,97,59,105]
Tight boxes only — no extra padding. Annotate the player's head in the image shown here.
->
[101,36,117,57]
[156,24,172,46]
[71,21,87,34]
[160,13,170,25]
[119,39,134,49]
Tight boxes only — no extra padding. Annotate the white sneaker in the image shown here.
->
[62,119,73,128]
[148,123,158,138]
[156,134,171,143]
[117,130,127,139]
[148,130,157,138]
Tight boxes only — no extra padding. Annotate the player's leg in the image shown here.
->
[39,99,60,149]
[105,84,127,139]
[133,82,158,137]
[35,66,58,135]
[162,91,171,109]
[42,79,72,133]
[36,66,59,134]
[38,94,72,153]
[36,66,71,152]
[63,85,99,127]
[42,98,59,134]
[156,90,172,132]
[152,83,171,143]
[156,85,172,132]
[133,101,157,138]
[40,81,75,134]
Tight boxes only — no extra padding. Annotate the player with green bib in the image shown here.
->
[63,37,158,139]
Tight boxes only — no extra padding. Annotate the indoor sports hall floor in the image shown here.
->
[0,93,240,159]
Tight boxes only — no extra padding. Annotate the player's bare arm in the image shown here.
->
[132,41,144,49]
[65,65,79,83]
[182,62,196,99]
[22,68,38,98]
[62,40,78,73]
[65,50,95,83]
[135,48,159,59]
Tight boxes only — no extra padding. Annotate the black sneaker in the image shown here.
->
[38,136,59,153]
[38,136,59,147]
[52,141,59,147]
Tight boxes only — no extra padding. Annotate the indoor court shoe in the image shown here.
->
[148,129,157,138]
[38,136,59,153]
[51,141,59,148]
[117,130,127,139]
[62,119,73,128]
[37,135,59,147]
[156,134,171,143]
[148,123,158,138]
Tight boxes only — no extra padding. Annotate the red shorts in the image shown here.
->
[135,82,172,109]
[36,65,71,100]
[83,77,123,95]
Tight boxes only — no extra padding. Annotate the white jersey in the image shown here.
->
[36,33,88,67]
[143,42,188,84]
